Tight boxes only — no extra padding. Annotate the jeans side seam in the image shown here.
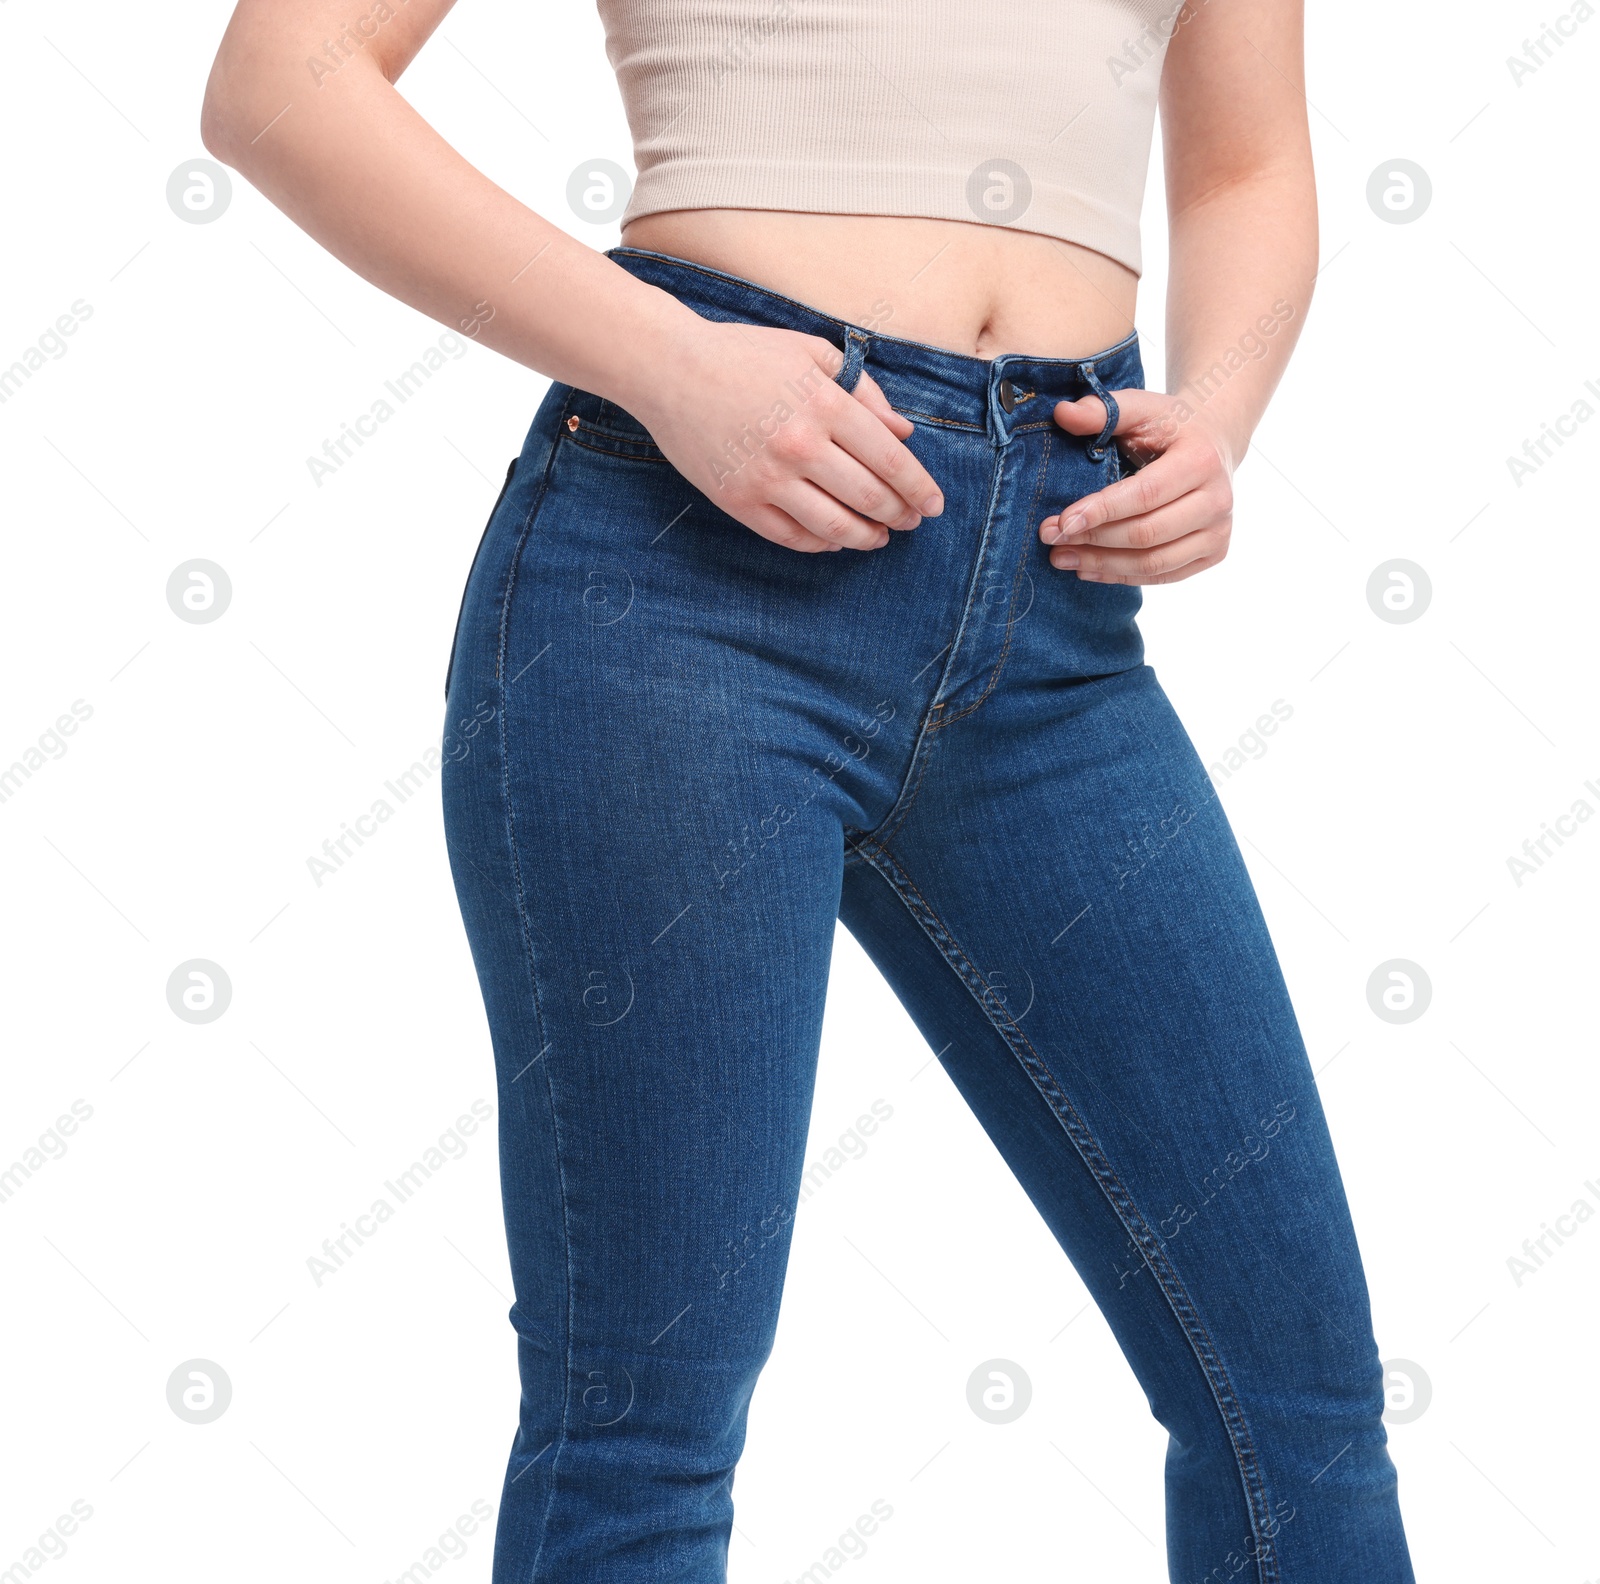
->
[446,456,518,702]
[929,428,1051,733]
[852,833,1282,1584]
[494,413,576,1580]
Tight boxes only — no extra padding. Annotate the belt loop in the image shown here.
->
[1080,361,1119,461]
[833,328,868,394]
[988,359,1017,447]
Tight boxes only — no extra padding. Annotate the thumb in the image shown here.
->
[1053,386,1167,438]
[1050,393,1113,437]
[851,369,914,438]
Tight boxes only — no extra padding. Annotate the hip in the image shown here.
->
[443,247,1151,762]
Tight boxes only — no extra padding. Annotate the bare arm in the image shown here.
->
[1041,0,1316,584]
[200,0,944,552]
[203,1,700,413]
[1159,0,1317,466]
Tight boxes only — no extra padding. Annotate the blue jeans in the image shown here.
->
[441,246,1415,1583]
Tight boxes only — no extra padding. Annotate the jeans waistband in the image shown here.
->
[606,245,1143,448]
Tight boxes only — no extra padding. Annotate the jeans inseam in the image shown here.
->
[849,832,1284,1584]
[494,420,578,1582]
[843,724,943,865]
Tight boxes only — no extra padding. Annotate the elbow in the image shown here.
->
[199,96,233,165]
[199,38,283,169]
[199,60,245,167]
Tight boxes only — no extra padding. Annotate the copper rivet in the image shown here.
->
[567,416,579,431]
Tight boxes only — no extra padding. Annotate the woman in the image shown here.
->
[202,1,1416,1578]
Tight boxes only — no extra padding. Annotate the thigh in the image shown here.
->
[841,661,1409,1581]
[441,395,848,1580]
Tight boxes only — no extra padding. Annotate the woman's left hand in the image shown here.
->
[1041,389,1236,585]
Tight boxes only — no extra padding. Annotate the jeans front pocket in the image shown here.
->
[562,389,670,463]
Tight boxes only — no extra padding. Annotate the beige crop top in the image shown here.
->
[596,0,1176,276]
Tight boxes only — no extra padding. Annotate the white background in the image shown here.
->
[2,1,1596,1580]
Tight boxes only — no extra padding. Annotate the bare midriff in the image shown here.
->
[620,209,1139,363]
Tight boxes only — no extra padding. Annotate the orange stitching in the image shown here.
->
[929,428,1051,731]
[564,431,670,465]
[854,832,1283,1581]
[887,407,986,433]
[868,724,941,849]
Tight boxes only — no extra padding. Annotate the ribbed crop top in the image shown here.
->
[596,0,1177,277]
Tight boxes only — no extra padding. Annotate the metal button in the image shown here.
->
[998,379,1036,412]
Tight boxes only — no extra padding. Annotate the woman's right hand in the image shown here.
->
[628,320,945,553]
[199,4,941,555]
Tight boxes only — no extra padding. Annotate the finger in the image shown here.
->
[826,391,945,517]
[1042,488,1219,552]
[770,477,892,550]
[850,370,915,440]
[1050,384,1166,439]
[1049,393,1111,438]
[1056,550,1225,585]
[1049,526,1218,581]
[1040,447,1210,540]
[802,334,848,382]
[743,501,845,554]
[804,442,923,530]
[1138,552,1226,585]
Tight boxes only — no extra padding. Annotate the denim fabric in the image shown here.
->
[441,246,1415,1583]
